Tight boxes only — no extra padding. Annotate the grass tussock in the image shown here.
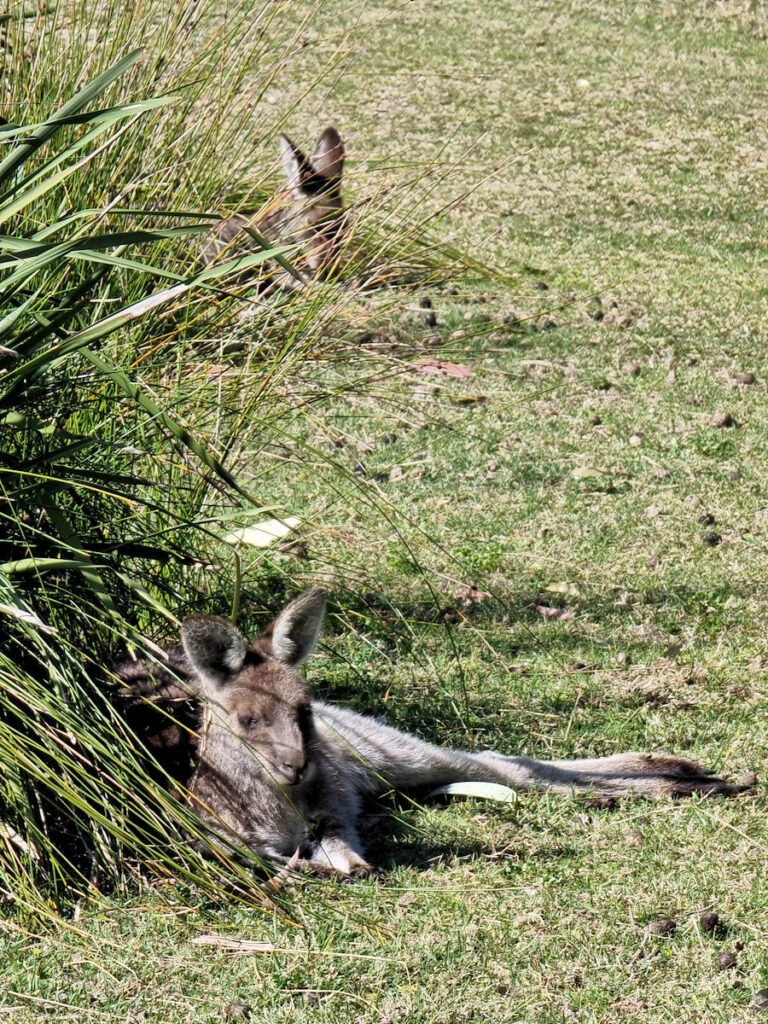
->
[0,0,486,918]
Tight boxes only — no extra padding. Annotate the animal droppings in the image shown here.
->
[709,412,734,428]
[699,911,719,934]
[646,919,677,937]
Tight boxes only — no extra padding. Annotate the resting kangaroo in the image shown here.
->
[117,589,740,875]
[200,127,346,284]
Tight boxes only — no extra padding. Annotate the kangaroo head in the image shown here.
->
[279,128,346,276]
[181,589,326,788]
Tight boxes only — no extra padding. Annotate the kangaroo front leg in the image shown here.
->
[306,829,373,876]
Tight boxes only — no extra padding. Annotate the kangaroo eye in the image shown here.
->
[239,715,260,729]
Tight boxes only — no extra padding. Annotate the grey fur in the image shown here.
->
[125,589,742,876]
[181,615,246,686]
[270,587,326,665]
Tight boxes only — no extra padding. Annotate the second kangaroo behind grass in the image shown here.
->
[117,589,744,876]
[200,127,347,286]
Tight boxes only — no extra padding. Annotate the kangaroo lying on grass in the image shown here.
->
[199,128,346,285]
[117,589,741,876]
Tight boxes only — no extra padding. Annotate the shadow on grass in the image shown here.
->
[358,793,583,874]
[291,581,744,749]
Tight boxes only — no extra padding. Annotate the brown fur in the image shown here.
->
[200,127,347,285]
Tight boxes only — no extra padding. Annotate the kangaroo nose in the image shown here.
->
[283,760,308,784]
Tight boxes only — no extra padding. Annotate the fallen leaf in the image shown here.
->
[453,584,490,606]
[225,516,301,548]
[414,358,473,378]
[0,824,39,859]
[543,582,579,597]
[428,782,518,803]
[537,605,574,620]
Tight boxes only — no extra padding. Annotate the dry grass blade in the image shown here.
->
[190,935,277,953]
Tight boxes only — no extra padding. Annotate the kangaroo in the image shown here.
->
[200,128,347,285]
[117,589,741,876]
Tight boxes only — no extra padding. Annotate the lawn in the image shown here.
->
[2,1,768,1021]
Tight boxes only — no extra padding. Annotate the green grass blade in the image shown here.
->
[0,49,144,184]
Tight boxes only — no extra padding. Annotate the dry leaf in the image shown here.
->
[428,782,518,803]
[414,358,473,378]
[537,605,573,621]
[543,582,579,597]
[225,516,301,548]
[0,823,39,860]
[0,605,57,634]
[453,585,490,606]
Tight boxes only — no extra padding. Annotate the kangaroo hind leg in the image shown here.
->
[479,750,744,798]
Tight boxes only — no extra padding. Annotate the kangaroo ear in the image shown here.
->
[279,134,312,195]
[311,127,344,180]
[181,615,247,688]
[269,589,326,666]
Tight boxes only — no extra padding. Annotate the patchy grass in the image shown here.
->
[3,0,768,1022]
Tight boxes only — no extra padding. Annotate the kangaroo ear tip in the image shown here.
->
[289,587,327,622]
[181,612,229,638]
[180,613,208,642]
[270,588,327,666]
[304,588,329,618]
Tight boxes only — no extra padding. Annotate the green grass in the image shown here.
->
[3,0,768,1021]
